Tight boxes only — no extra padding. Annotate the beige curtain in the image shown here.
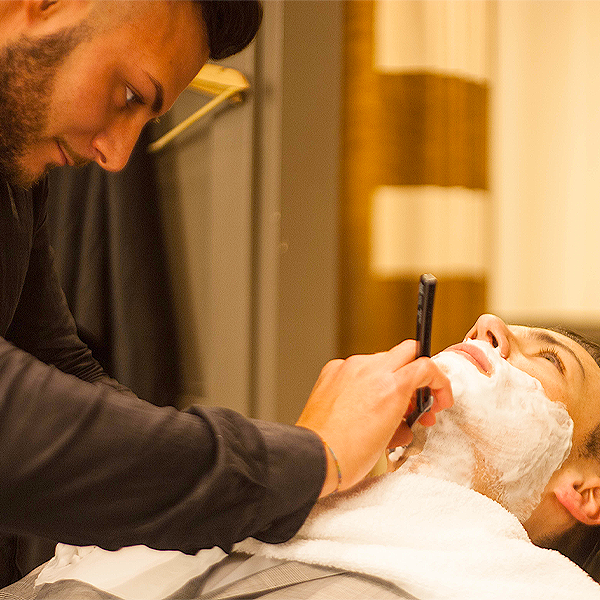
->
[491,1,600,329]
[341,1,493,356]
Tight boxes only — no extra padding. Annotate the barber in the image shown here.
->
[0,0,453,582]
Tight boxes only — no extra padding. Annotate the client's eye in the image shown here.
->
[538,347,565,374]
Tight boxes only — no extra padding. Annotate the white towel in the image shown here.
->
[236,471,600,599]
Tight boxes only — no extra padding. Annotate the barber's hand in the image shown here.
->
[295,340,453,497]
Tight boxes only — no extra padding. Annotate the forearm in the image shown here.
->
[0,338,325,553]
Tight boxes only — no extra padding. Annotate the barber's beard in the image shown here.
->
[0,26,88,189]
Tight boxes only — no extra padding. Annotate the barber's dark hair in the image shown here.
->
[196,1,263,60]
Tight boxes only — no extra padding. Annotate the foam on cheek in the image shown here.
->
[400,341,573,522]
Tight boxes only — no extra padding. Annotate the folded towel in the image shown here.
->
[236,471,600,599]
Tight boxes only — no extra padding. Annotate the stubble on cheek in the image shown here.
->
[0,25,90,187]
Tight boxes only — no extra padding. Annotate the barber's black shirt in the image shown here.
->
[0,178,325,554]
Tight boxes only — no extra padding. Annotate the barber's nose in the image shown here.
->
[465,314,511,358]
[92,120,142,172]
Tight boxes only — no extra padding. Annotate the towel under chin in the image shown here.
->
[236,471,600,600]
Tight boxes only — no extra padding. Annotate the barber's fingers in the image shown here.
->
[388,396,445,450]
[298,342,453,495]
[383,340,452,405]
[416,408,437,427]
[320,339,419,373]
[320,343,454,419]
[317,357,345,379]
[307,343,453,426]
[389,358,452,448]
[381,339,420,369]
[383,342,454,417]
[388,422,413,449]
[390,392,441,448]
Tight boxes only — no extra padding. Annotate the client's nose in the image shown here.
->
[465,314,510,358]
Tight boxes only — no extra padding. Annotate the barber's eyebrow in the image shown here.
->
[529,329,585,379]
[145,72,164,114]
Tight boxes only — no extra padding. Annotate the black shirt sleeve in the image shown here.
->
[5,180,123,389]
[0,180,326,553]
[0,338,325,552]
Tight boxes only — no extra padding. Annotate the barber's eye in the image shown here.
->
[538,347,565,374]
[125,86,143,108]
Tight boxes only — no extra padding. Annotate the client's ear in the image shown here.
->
[554,471,600,526]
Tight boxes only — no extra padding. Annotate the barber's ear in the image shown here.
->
[554,472,600,526]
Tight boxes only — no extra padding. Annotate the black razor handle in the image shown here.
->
[406,274,437,427]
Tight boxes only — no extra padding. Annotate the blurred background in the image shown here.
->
[48,0,600,425]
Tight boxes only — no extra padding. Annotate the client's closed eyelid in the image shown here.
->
[538,347,566,375]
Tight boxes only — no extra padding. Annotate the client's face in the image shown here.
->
[391,313,600,536]
[460,314,600,542]
[463,314,600,452]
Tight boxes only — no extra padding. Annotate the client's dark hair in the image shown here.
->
[546,327,600,582]
[195,1,263,60]
[551,328,600,460]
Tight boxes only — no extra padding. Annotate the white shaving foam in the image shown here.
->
[401,340,573,522]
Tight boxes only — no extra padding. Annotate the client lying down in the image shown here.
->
[7,314,600,599]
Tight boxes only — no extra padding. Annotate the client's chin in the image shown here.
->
[397,340,573,523]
